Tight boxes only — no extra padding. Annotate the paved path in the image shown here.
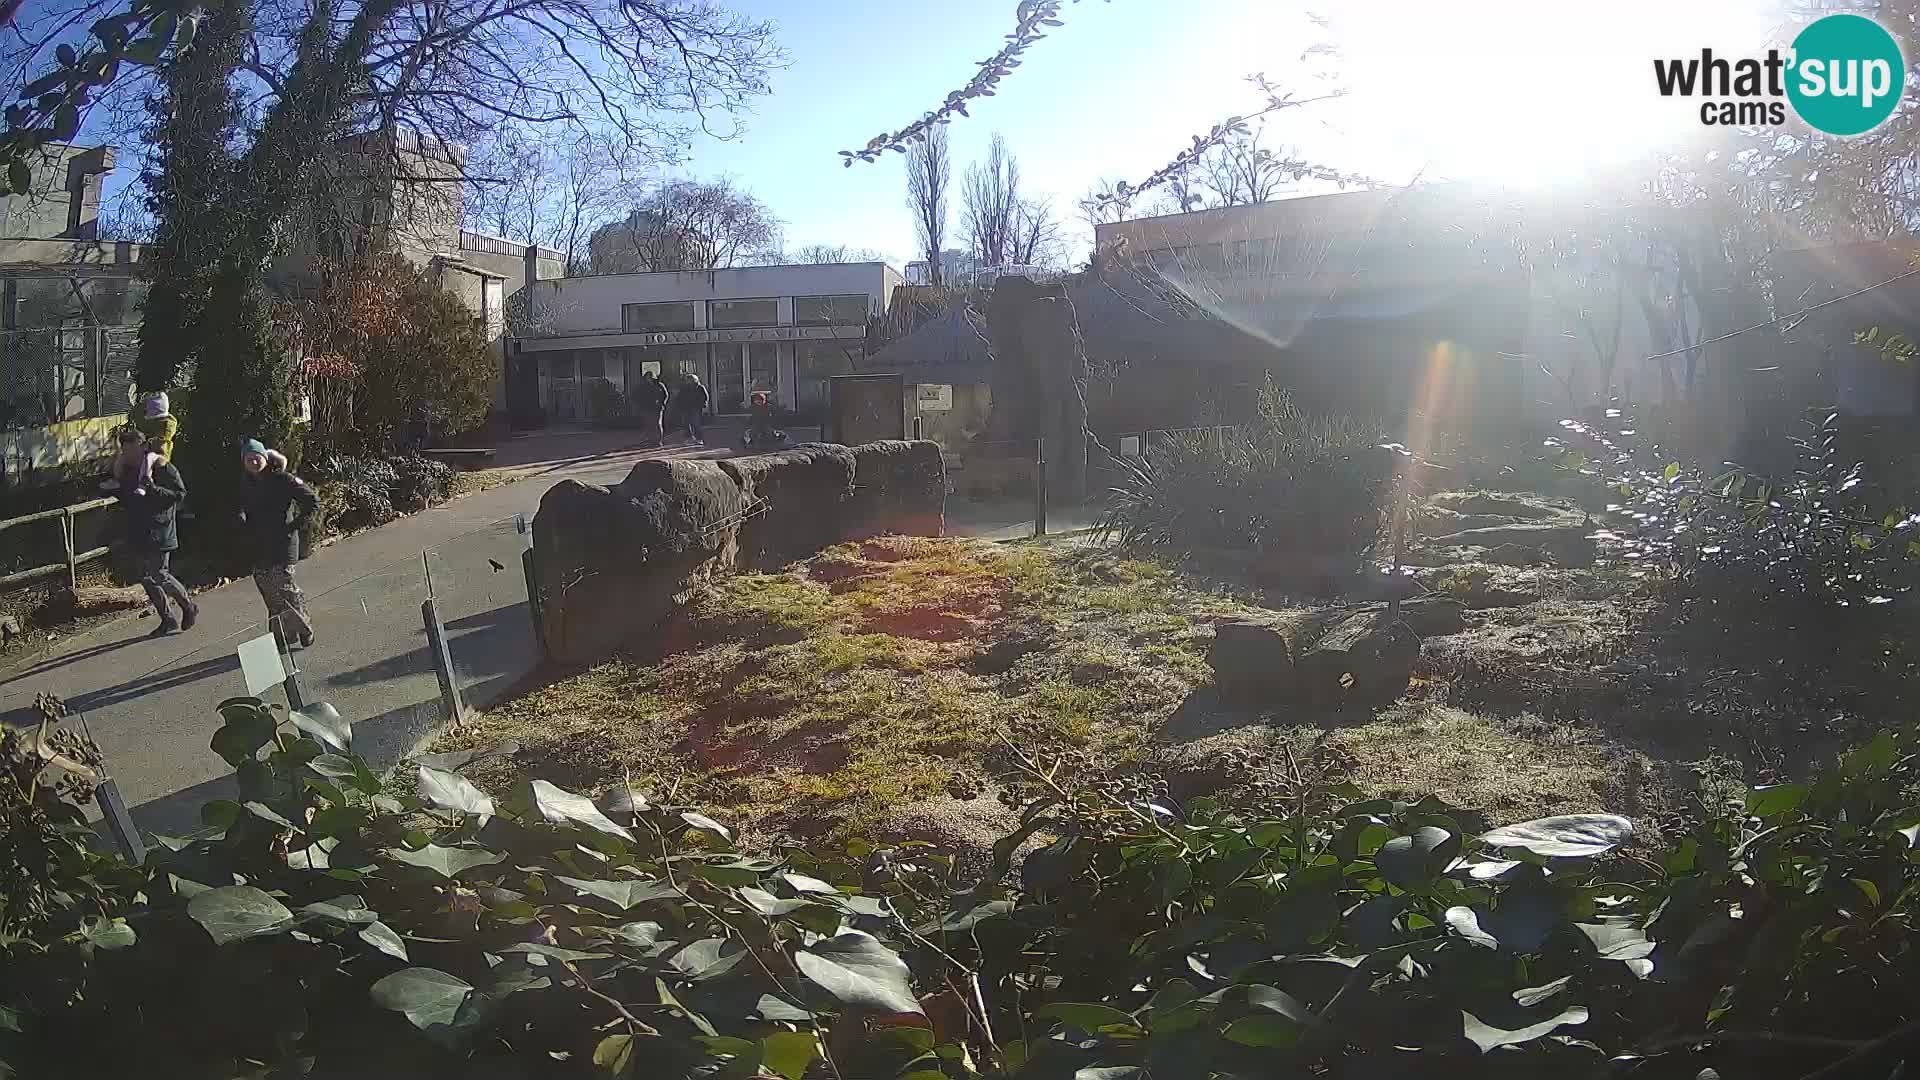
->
[0,436,713,837]
[0,434,1095,840]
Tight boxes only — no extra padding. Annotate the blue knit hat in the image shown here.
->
[239,438,267,456]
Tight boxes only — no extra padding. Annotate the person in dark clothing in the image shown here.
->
[238,438,321,647]
[110,426,198,637]
[635,371,669,448]
[673,373,709,444]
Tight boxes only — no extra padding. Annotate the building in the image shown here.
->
[0,143,148,489]
[904,248,977,287]
[506,262,902,423]
[278,131,564,413]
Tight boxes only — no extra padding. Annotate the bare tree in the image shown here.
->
[588,177,781,272]
[962,132,1021,268]
[1011,195,1062,267]
[1197,123,1290,206]
[782,243,888,264]
[1079,178,1135,230]
[904,121,949,285]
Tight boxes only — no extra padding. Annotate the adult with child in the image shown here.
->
[107,425,198,637]
[238,438,320,647]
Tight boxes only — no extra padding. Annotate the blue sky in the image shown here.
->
[683,0,1346,265]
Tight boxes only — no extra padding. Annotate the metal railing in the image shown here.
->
[0,494,115,589]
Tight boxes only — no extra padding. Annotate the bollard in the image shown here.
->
[912,415,924,441]
[1033,436,1048,538]
[522,547,547,662]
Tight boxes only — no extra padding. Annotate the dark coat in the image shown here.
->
[640,376,669,410]
[675,380,709,415]
[120,461,186,553]
[239,465,320,570]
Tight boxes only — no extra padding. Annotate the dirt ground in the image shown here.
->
[437,486,1717,850]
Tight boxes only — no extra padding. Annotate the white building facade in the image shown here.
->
[508,262,902,422]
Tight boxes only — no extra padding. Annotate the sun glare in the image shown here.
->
[1330,0,1782,186]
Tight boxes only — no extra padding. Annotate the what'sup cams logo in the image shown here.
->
[1654,13,1907,135]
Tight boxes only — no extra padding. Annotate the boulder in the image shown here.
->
[1295,609,1421,706]
[1424,522,1595,567]
[532,458,746,666]
[1206,612,1322,700]
[846,440,946,540]
[1392,596,1468,637]
[1427,491,1574,521]
[720,444,857,570]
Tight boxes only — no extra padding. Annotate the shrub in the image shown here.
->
[3,695,1917,1078]
[1097,380,1387,557]
[305,454,455,534]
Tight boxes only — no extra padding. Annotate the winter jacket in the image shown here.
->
[239,453,320,570]
[675,380,709,415]
[125,404,179,459]
[640,377,670,410]
[120,460,186,553]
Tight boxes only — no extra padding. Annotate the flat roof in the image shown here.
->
[540,261,898,283]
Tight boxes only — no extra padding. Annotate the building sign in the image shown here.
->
[914,384,953,411]
[516,323,863,352]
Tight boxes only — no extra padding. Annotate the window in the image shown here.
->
[796,340,862,413]
[576,352,604,380]
[793,293,869,326]
[622,302,694,333]
[546,354,575,380]
[708,298,778,329]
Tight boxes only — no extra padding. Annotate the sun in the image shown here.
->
[1329,0,1782,186]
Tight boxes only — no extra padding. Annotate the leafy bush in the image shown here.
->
[5,691,1917,1078]
[1097,381,1387,557]
[306,454,456,534]
[1559,406,1920,611]
[586,377,625,422]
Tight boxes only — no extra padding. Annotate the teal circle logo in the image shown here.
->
[1787,14,1906,136]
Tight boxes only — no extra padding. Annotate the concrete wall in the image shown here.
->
[520,263,900,336]
[0,144,111,240]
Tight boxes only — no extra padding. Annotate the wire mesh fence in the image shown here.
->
[0,326,139,431]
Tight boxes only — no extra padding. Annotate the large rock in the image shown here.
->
[1424,522,1596,567]
[533,459,746,666]
[1206,611,1322,700]
[1295,609,1421,706]
[720,444,856,570]
[846,440,946,540]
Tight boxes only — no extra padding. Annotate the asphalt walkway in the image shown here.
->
[0,434,1095,840]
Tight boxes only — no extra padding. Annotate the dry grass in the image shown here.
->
[446,536,1246,843]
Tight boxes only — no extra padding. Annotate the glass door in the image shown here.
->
[746,343,779,406]
[711,343,747,414]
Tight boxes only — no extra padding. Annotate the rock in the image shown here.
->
[1393,596,1468,637]
[1485,543,1549,567]
[1295,609,1421,706]
[1206,612,1322,700]
[533,459,747,666]
[1415,564,1538,609]
[846,440,946,539]
[1427,491,1575,521]
[1251,551,1364,597]
[1424,522,1595,567]
[720,444,857,570]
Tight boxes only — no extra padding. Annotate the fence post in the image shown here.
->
[1033,436,1048,538]
[423,595,466,729]
[275,618,308,711]
[912,415,923,441]
[61,507,76,588]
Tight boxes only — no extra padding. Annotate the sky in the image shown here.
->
[684,0,1785,268]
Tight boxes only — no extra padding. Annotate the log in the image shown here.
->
[61,583,149,618]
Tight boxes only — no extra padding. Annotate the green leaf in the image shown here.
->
[288,702,351,751]
[210,707,275,766]
[385,844,506,879]
[795,930,923,1015]
[1462,1007,1588,1052]
[1445,905,1498,948]
[1744,783,1809,817]
[593,1032,634,1076]
[781,872,838,895]
[531,779,633,840]
[1852,878,1881,907]
[580,920,661,946]
[370,968,473,1031]
[1036,1002,1137,1030]
[761,1031,819,1080]
[1375,826,1458,887]
[359,921,408,961]
[1074,1070,1145,1080]
[1575,922,1655,961]
[755,993,813,1021]
[498,942,612,964]
[739,886,810,916]
[244,800,294,828]
[188,885,294,945]
[1663,462,1681,483]
[299,896,376,925]
[1478,815,1632,858]
[201,799,242,830]
[667,937,747,981]
[1512,975,1573,1007]
[939,899,1012,932]
[1224,1013,1301,1048]
[417,765,495,819]
[680,810,733,844]
[1244,984,1316,1026]
[79,915,136,949]
[556,875,679,910]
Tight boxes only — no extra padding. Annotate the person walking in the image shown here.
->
[674,372,709,445]
[238,438,320,647]
[636,370,668,448]
[110,426,198,637]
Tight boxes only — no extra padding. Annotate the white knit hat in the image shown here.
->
[144,392,170,418]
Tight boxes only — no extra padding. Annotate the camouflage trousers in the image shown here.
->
[253,565,312,641]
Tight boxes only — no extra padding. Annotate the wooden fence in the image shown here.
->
[0,495,116,589]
